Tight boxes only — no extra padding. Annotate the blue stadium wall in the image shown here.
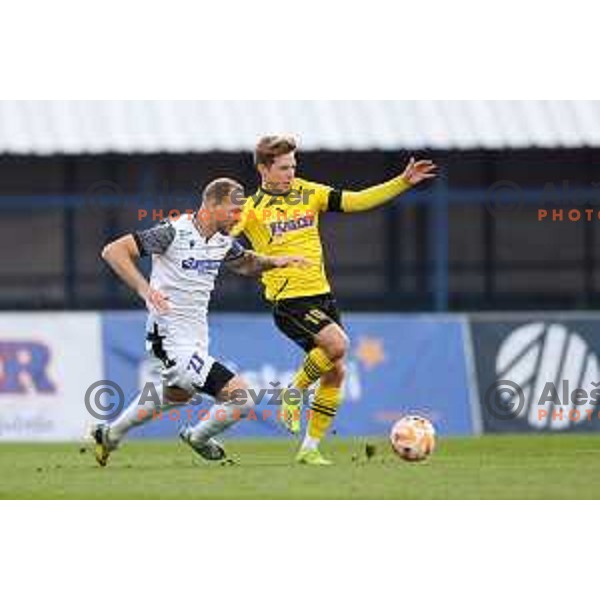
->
[102,312,475,439]
[3,311,600,440]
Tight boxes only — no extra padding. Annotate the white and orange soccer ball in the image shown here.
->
[389,415,436,462]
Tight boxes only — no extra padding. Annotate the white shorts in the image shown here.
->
[145,317,231,396]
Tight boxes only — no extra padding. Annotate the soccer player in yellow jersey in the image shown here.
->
[232,135,437,465]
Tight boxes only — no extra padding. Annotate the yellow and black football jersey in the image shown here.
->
[231,177,343,301]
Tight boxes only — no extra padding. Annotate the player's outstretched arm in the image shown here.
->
[340,157,437,213]
[225,250,311,277]
[101,234,170,313]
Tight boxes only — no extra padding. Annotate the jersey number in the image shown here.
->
[304,309,328,326]
[187,353,205,375]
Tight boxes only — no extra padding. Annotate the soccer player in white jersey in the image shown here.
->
[91,178,309,466]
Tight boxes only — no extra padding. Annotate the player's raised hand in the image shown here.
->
[273,256,313,269]
[401,157,437,185]
[144,287,171,314]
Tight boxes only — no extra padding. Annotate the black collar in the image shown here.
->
[259,185,293,197]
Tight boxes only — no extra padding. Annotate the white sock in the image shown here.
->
[188,402,247,445]
[109,389,179,443]
[301,434,320,452]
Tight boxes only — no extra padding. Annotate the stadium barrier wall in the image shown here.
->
[469,314,600,433]
[6,311,598,441]
[0,311,474,441]
[0,312,104,440]
[102,312,474,439]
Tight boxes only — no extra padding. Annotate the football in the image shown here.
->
[390,416,436,462]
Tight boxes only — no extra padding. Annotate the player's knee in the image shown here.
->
[218,375,253,413]
[323,331,349,362]
[219,375,247,397]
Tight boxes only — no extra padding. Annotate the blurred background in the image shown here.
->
[2,100,600,313]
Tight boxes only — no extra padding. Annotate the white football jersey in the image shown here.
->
[133,215,244,353]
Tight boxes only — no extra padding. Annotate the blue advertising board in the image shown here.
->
[101,312,475,438]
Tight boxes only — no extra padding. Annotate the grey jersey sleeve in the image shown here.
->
[133,221,176,256]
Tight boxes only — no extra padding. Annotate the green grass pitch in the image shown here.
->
[1,435,600,499]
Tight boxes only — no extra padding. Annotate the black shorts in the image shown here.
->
[272,293,343,352]
[202,361,236,398]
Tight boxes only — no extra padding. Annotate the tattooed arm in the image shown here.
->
[225,245,311,277]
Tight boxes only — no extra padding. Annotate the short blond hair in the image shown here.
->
[254,135,297,167]
[202,177,244,204]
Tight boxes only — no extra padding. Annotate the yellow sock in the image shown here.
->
[306,384,342,445]
[292,347,334,390]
